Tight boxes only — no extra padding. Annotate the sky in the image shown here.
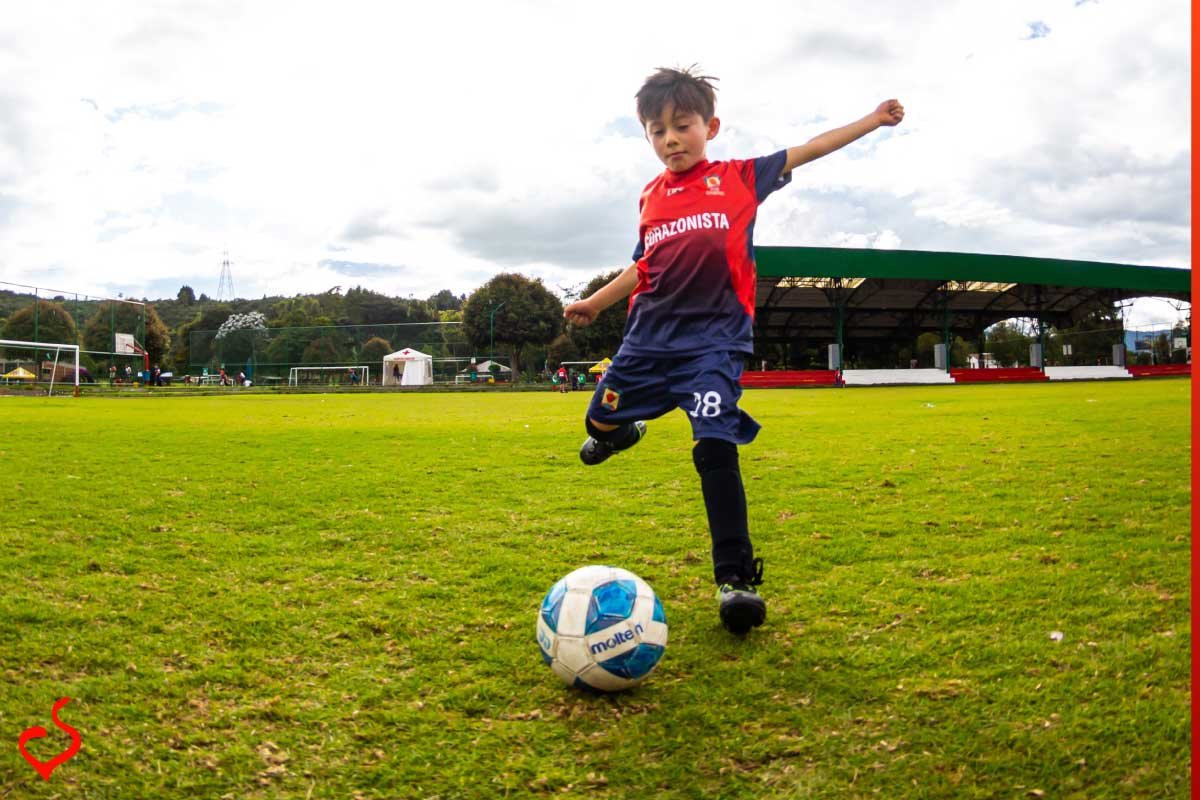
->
[0,1,1190,329]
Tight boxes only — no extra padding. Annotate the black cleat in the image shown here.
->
[579,421,646,466]
[718,558,766,635]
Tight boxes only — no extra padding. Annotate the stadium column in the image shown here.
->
[975,317,986,370]
[938,284,951,373]
[835,301,844,373]
[1035,286,1046,370]
[942,305,951,373]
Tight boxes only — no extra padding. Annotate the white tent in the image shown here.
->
[457,360,510,376]
[382,348,433,386]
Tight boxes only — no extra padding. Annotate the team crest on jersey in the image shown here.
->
[704,174,724,196]
[601,387,621,411]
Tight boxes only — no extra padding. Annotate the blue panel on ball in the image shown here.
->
[540,578,568,632]
[584,579,638,635]
[652,596,666,624]
[597,642,665,680]
[539,646,553,666]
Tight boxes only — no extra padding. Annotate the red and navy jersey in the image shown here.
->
[619,150,791,357]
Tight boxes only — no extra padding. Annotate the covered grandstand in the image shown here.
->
[745,246,1191,386]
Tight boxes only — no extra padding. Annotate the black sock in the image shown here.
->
[693,439,755,584]
[586,418,641,451]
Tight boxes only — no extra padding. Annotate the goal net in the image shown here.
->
[288,365,371,387]
[0,338,82,396]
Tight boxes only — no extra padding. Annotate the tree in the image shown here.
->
[462,273,563,378]
[81,302,170,366]
[177,285,196,305]
[546,332,580,366]
[1051,306,1123,366]
[428,289,464,312]
[171,304,232,372]
[215,311,269,371]
[915,332,941,367]
[269,296,324,328]
[302,335,349,365]
[986,320,1032,367]
[344,286,408,326]
[1,300,79,345]
[359,335,393,365]
[568,269,628,360]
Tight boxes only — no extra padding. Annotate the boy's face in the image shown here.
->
[644,103,720,173]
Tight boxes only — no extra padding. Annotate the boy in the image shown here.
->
[563,66,904,635]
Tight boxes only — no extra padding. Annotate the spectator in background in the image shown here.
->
[108,364,117,385]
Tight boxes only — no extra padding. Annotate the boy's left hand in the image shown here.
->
[875,99,904,127]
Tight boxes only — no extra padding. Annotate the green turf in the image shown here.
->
[0,380,1190,799]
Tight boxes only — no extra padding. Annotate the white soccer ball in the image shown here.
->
[537,565,668,692]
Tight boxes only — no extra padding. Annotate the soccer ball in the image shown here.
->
[537,565,668,692]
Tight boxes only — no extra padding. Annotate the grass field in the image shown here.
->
[0,380,1190,799]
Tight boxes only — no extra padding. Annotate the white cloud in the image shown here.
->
[0,0,1189,319]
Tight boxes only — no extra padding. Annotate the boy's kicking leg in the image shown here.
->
[579,355,670,466]
[580,417,647,465]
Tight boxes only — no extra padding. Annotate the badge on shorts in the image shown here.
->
[601,387,620,411]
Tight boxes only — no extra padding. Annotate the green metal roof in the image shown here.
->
[751,246,1190,345]
[756,246,1190,294]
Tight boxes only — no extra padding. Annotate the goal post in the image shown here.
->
[0,338,81,396]
[287,365,371,387]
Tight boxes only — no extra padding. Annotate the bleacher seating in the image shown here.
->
[949,367,1048,383]
[842,368,956,386]
[741,370,840,388]
[1127,364,1191,378]
[1043,366,1132,381]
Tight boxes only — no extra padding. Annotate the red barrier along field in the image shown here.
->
[949,367,1049,383]
[741,370,840,388]
[1126,364,1191,378]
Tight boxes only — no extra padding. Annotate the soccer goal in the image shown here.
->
[0,339,81,396]
[287,365,371,387]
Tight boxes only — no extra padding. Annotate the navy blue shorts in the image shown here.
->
[586,351,761,444]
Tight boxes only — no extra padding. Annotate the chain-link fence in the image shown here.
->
[185,320,507,385]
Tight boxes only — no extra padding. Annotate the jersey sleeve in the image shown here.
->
[736,149,792,203]
[632,239,644,261]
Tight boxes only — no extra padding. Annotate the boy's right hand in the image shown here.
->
[563,300,598,327]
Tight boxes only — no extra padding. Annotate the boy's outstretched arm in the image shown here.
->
[784,99,904,173]
[563,262,638,327]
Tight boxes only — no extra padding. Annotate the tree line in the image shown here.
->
[0,271,630,380]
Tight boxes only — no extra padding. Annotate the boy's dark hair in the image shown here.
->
[636,65,719,124]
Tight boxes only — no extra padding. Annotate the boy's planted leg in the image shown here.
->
[579,417,647,465]
[694,437,765,634]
